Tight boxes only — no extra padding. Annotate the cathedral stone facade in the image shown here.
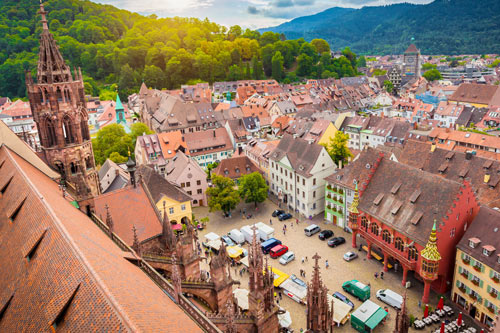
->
[26,2,100,213]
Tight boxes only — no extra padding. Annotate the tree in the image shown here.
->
[205,161,219,179]
[322,131,353,167]
[357,56,367,68]
[238,172,268,207]
[422,63,437,71]
[311,39,330,54]
[271,51,284,81]
[129,122,153,146]
[143,65,165,89]
[297,53,314,77]
[109,151,128,163]
[206,175,240,215]
[92,124,134,166]
[251,56,263,79]
[423,69,442,81]
[383,80,394,93]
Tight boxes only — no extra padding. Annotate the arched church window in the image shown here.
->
[80,116,90,141]
[70,162,78,174]
[45,118,56,147]
[395,237,404,252]
[382,230,391,244]
[63,116,75,144]
[370,223,380,236]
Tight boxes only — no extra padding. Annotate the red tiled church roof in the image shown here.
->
[0,145,202,332]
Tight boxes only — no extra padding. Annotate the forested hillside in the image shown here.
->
[0,0,358,99]
[261,0,500,55]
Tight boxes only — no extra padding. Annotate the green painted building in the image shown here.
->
[324,183,347,228]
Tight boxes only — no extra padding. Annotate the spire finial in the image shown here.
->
[39,0,49,31]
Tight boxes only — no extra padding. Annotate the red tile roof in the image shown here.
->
[0,145,202,332]
[94,183,162,244]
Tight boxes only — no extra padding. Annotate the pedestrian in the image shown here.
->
[277,298,280,305]
[302,257,305,264]
[374,272,378,279]
[305,256,308,262]
[325,260,329,269]
[380,271,384,279]
[296,218,299,224]
[418,299,422,309]
[207,272,210,279]
[239,269,243,277]
[270,218,272,225]
[274,291,277,298]
[279,291,282,300]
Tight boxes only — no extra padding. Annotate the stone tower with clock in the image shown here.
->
[403,44,421,77]
[25,2,101,214]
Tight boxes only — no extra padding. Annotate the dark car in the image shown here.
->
[328,237,346,247]
[272,209,285,217]
[318,230,334,240]
[278,213,292,221]
[332,291,355,309]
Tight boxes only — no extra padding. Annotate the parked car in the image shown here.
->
[270,244,288,258]
[327,237,346,247]
[290,274,307,288]
[342,279,371,301]
[376,289,403,309]
[261,238,282,254]
[332,291,354,309]
[272,209,285,217]
[343,251,358,261]
[304,224,321,236]
[278,213,293,221]
[318,230,334,240]
[221,235,235,247]
[279,251,295,265]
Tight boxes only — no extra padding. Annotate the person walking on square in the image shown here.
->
[325,260,329,269]
[380,271,384,279]
[269,218,272,225]
[302,257,305,264]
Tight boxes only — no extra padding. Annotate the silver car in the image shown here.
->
[279,251,295,265]
[343,251,358,261]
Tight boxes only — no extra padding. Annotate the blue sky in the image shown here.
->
[95,0,432,29]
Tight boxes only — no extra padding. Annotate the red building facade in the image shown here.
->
[349,155,479,303]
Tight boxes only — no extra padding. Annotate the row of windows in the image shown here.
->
[168,204,187,214]
[181,181,202,188]
[271,162,314,186]
[360,216,418,261]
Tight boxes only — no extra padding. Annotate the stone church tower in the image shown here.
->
[248,227,279,333]
[25,2,100,213]
[306,253,334,333]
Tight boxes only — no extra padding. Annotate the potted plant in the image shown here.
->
[458,285,466,293]
[461,271,468,278]
[471,279,480,286]
[473,265,482,272]
[327,184,332,190]
[490,290,498,298]
[469,292,477,300]
[339,189,344,195]
[462,257,470,265]
[327,193,331,199]
[487,306,495,314]
[492,275,499,283]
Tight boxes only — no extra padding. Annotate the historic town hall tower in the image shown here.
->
[25,2,100,213]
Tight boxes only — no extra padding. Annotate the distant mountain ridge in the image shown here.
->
[260,0,500,55]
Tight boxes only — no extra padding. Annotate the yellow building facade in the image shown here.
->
[452,248,500,328]
[156,195,193,225]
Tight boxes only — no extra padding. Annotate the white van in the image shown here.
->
[228,229,245,244]
[376,289,403,309]
[304,224,321,237]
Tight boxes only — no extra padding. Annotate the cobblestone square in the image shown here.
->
[195,199,446,332]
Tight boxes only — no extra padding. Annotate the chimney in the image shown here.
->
[484,173,491,184]
[430,143,436,152]
[465,151,473,160]
[213,129,216,137]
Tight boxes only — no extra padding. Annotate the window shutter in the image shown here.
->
[488,285,491,293]
[461,252,465,259]
[482,265,485,273]
[459,266,463,274]
[468,273,472,281]
[466,286,470,294]
[456,280,461,288]
[491,270,494,278]
[480,280,484,288]
[498,292,500,301]
[470,258,476,266]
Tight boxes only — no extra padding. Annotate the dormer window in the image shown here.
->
[482,245,495,256]
[469,238,480,248]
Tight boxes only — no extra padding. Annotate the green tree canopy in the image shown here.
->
[206,175,240,215]
[311,39,330,54]
[383,80,394,93]
[423,69,442,81]
[322,131,353,167]
[238,172,268,207]
[271,51,284,81]
[92,124,133,166]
